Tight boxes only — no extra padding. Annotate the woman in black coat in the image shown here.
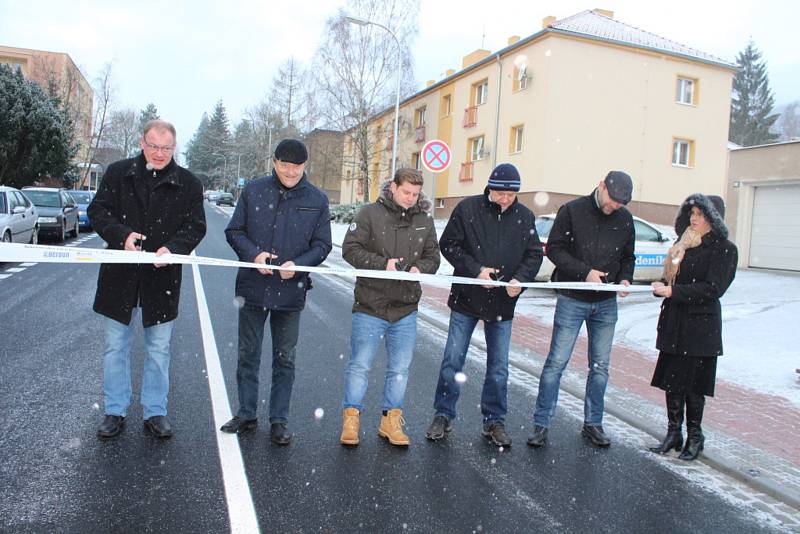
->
[649,194,738,460]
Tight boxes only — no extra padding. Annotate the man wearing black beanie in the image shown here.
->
[426,163,543,447]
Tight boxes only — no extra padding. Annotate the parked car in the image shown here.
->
[67,190,96,230]
[0,186,39,244]
[534,213,676,282]
[21,187,80,242]
[215,192,235,206]
[206,191,222,202]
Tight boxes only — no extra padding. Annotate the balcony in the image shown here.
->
[415,126,426,144]
[459,162,474,182]
[462,106,477,128]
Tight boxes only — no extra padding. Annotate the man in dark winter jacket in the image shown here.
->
[426,163,543,447]
[339,169,440,447]
[221,139,332,445]
[528,171,635,449]
[89,120,207,440]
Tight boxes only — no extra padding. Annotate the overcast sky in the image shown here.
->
[1,0,797,153]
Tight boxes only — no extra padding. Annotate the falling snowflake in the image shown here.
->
[233,296,245,308]
[455,372,467,384]
[314,408,325,420]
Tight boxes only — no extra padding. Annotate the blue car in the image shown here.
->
[67,190,96,230]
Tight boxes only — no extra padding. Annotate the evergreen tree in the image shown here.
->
[184,101,234,189]
[730,41,779,146]
[137,102,160,134]
[0,64,78,187]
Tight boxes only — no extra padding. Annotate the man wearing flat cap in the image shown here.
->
[222,138,332,444]
[528,171,636,449]
[426,163,543,447]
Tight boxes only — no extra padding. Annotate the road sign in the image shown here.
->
[421,139,451,174]
[238,178,245,187]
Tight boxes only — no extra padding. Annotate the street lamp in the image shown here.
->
[212,152,227,190]
[345,15,402,181]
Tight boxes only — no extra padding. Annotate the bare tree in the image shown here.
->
[82,61,115,183]
[310,0,419,201]
[773,101,800,141]
[103,107,139,157]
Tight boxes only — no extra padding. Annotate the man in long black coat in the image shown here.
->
[89,120,206,439]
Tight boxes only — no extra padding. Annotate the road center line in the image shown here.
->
[191,257,260,534]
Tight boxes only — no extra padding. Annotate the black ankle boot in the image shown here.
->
[679,394,705,461]
[649,393,684,454]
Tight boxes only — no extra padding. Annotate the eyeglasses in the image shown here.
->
[143,141,175,154]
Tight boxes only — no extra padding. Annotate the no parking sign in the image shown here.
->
[421,139,451,174]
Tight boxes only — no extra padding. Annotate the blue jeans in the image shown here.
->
[342,311,417,411]
[433,310,513,426]
[103,310,174,419]
[533,294,618,427]
[235,304,301,423]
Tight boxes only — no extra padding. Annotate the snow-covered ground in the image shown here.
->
[332,221,800,407]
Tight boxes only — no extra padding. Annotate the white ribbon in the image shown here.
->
[0,242,653,293]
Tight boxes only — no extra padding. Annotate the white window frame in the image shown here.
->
[513,126,524,153]
[471,136,485,161]
[416,107,427,127]
[676,77,695,105]
[475,81,488,105]
[672,139,691,167]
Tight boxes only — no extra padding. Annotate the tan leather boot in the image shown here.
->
[340,408,360,446]
[378,408,410,446]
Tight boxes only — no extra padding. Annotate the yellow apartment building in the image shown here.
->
[0,45,94,185]
[339,9,736,224]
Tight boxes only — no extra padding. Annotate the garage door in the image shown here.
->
[749,183,800,271]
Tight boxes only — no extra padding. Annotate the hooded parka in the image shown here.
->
[655,194,738,357]
[342,181,440,322]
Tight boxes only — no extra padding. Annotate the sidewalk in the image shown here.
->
[417,282,800,511]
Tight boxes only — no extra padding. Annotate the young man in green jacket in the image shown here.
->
[339,168,440,446]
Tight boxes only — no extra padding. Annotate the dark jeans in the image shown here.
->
[433,310,513,427]
[235,303,301,423]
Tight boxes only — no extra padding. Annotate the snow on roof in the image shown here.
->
[549,10,736,69]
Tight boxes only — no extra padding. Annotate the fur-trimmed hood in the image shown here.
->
[674,193,728,239]
[379,180,433,214]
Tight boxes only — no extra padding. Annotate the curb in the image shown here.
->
[325,246,800,511]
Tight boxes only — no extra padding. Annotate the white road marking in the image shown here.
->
[0,274,11,280]
[5,267,25,272]
[191,256,260,534]
[20,263,36,267]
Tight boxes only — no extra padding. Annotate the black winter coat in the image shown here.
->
[440,188,543,322]
[225,172,332,311]
[656,195,738,357]
[343,181,440,323]
[548,191,635,302]
[88,153,206,327]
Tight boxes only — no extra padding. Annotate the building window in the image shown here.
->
[676,77,697,105]
[513,64,529,92]
[472,79,488,106]
[415,106,427,128]
[672,138,694,167]
[509,125,524,154]
[469,136,485,162]
[412,152,421,170]
[441,94,452,117]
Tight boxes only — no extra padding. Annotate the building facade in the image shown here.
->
[305,128,344,204]
[340,9,735,224]
[727,140,800,272]
[0,45,94,185]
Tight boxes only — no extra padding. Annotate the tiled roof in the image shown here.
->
[549,10,735,68]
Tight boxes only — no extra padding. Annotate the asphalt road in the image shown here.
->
[0,204,779,533]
